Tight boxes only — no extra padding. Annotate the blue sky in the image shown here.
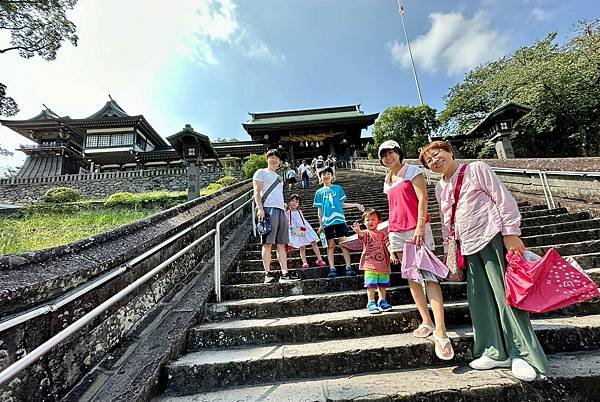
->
[0,0,597,172]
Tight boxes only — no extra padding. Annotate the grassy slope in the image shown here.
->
[0,209,154,255]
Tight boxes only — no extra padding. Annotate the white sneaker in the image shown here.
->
[511,358,537,381]
[469,355,512,370]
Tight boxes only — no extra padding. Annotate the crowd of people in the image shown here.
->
[252,141,548,382]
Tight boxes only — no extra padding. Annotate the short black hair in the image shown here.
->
[362,208,382,221]
[319,167,334,177]
[266,149,281,159]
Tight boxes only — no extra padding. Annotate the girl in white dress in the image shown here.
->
[287,194,327,269]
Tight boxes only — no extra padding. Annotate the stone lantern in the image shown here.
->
[463,102,532,159]
[167,124,217,200]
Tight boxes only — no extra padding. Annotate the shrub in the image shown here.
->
[41,187,85,203]
[200,183,224,196]
[104,191,187,208]
[242,154,267,179]
[215,175,237,186]
[105,192,137,207]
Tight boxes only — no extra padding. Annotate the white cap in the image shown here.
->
[378,140,400,156]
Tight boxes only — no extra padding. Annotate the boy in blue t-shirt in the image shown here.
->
[313,167,364,278]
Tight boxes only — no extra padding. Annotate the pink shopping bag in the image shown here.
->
[505,248,600,313]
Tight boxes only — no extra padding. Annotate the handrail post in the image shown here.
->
[543,172,556,209]
[252,200,256,237]
[537,170,551,209]
[214,224,222,303]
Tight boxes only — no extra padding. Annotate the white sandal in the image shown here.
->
[413,323,434,338]
[433,334,455,361]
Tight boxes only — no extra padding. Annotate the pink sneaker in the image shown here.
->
[315,259,327,267]
[301,262,310,269]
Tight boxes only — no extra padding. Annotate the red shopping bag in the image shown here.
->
[505,248,600,313]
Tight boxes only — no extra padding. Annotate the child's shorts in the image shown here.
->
[324,223,348,240]
[364,271,390,289]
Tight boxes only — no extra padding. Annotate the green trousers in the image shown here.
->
[465,233,551,374]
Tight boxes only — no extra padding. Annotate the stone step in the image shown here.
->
[521,228,600,248]
[520,218,600,237]
[238,233,600,271]
[194,301,471,350]
[228,252,600,285]
[157,349,600,401]
[212,269,600,320]
[193,296,600,350]
[236,250,396,271]
[207,283,467,320]
[164,315,600,394]
[240,224,599,259]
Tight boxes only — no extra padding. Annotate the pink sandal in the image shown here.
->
[301,262,310,269]
[315,259,327,267]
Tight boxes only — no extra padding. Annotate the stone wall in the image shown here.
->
[0,182,253,401]
[0,168,245,205]
[351,158,600,205]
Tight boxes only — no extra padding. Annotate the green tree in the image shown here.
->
[440,19,600,157]
[368,105,438,159]
[242,154,267,179]
[0,0,79,117]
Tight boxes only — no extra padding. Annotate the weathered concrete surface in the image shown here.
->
[156,349,600,402]
[0,183,252,402]
[61,219,252,402]
[0,181,251,312]
[165,315,600,393]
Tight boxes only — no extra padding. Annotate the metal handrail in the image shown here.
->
[0,228,216,386]
[0,186,253,386]
[0,189,253,334]
[213,195,254,302]
[349,161,568,209]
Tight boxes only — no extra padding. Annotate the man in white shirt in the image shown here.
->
[298,160,312,189]
[253,149,301,283]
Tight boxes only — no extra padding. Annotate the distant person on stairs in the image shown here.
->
[299,160,312,189]
[379,140,454,361]
[351,208,393,314]
[420,140,550,381]
[313,167,364,278]
[253,149,301,284]
[287,194,327,269]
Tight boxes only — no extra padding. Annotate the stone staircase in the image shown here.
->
[155,170,600,401]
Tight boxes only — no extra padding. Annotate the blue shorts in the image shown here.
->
[324,223,348,240]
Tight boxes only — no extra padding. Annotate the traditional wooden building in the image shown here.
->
[0,98,179,176]
[242,105,378,162]
[2,100,378,177]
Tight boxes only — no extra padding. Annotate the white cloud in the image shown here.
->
[530,7,554,22]
[246,40,285,63]
[0,0,282,172]
[389,11,509,76]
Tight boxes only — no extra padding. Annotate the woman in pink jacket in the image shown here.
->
[419,141,550,381]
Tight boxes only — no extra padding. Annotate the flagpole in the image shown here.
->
[398,1,424,106]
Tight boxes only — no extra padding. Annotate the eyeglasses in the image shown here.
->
[424,150,441,166]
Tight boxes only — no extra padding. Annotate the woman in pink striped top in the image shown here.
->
[420,141,550,382]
